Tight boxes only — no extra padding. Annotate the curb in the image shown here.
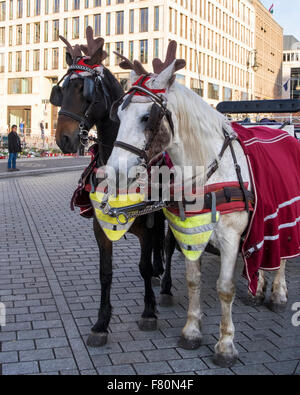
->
[0,165,86,179]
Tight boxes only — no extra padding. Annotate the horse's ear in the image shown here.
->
[151,60,177,89]
[66,51,73,66]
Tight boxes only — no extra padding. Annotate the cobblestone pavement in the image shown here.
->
[0,171,299,375]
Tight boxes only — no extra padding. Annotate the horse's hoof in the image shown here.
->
[268,301,287,313]
[213,352,238,368]
[86,332,108,348]
[178,336,202,350]
[151,277,161,287]
[246,294,265,307]
[138,318,157,332]
[159,294,174,307]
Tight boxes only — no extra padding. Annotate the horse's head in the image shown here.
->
[53,27,110,153]
[107,41,186,186]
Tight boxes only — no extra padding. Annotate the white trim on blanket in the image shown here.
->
[244,134,291,147]
[246,216,300,256]
[243,133,288,145]
[264,196,300,222]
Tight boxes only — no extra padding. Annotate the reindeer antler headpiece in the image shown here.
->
[59,27,107,66]
[114,40,186,79]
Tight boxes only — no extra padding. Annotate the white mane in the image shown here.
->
[166,82,236,167]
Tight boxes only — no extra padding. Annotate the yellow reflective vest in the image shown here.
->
[163,208,220,261]
[90,192,145,241]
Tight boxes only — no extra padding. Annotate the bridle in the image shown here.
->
[112,76,174,166]
[55,62,110,146]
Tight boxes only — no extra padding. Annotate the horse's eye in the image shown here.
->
[141,114,150,123]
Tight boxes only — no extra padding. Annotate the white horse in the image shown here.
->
[106,58,288,367]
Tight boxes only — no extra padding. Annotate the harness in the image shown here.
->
[110,75,174,165]
[50,59,110,147]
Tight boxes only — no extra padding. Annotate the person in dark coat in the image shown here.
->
[8,125,21,171]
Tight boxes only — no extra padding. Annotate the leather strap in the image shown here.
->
[114,141,149,163]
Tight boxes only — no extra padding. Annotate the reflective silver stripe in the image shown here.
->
[98,219,132,231]
[178,241,208,252]
[91,200,105,211]
[168,221,215,235]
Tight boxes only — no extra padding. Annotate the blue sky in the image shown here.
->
[260,0,300,39]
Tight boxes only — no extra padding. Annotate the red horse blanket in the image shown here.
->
[232,123,300,294]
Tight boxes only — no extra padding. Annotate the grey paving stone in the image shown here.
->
[20,349,54,362]
[3,361,39,375]
[97,364,136,375]
[40,358,77,373]
[143,348,181,362]
[265,360,299,375]
[134,361,173,375]
[0,351,19,364]
[231,364,273,375]
[169,358,207,373]
[110,351,147,365]
[2,340,35,352]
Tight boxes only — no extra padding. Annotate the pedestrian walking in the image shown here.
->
[7,125,22,172]
[40,121,45,147]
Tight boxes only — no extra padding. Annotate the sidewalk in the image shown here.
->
[0,156,90,179]
[0,171,299,375]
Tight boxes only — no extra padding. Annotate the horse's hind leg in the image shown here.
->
[87,218,113,348]
[152,212,165,280]
[160,227,176,306]
[213,233,240,368]
[132,221,157,331]
[247,270,267,306]
[270,259,288,313]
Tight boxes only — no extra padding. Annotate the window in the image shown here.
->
[140,40,148,64]
[44,48,48,70]
[8,78,32,94]
[153,39,159,58]
[0,27,5,46]
[115,41,123,64]
[16,51,22,71]
[52,47,59,69]
[140,8,148,32]
[17,0,23,18]
[53,20,59,41]
[94,14,101,36]
[34,23,40,43]
[16,25,22,45]
[208,83,219,100]
[0,53,4,72]
[34,0,41,15]
[33,49,40,70]
[106,13,110,35]
[53,0,60,12]
[129,41,134,61]
[154,7,159,31]
[223,87,232,101]
[0,1,6,21]
[129,10,134,33]
[72,17,79,39]
[116,11,124,34]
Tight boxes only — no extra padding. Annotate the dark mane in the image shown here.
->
[102,66,124,103]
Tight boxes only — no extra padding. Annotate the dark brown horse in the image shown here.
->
[54,28,167,346]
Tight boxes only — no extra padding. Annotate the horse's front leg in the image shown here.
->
[178,258,202,350]
[270,259,288,312]
[213,230,240,368]
[87,218,113,347]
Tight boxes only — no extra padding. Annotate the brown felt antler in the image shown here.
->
[152,40,186,74]
[80,26,107,63]
[59,35,83,62]
[113,52,149,75]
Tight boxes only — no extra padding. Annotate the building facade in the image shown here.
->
[282,35,300,100]
[0,0,256,136]
[249,0,283,100]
